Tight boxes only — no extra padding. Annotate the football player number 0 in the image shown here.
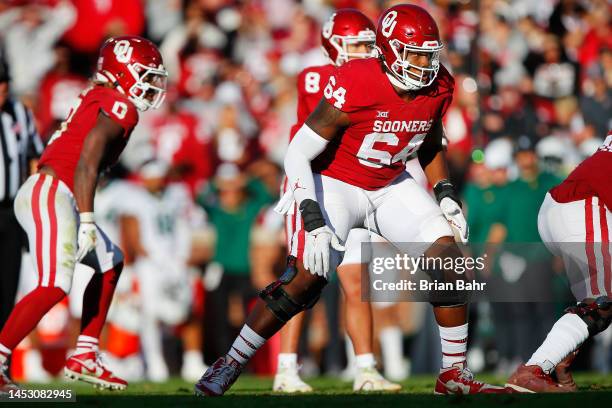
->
[111,101,128,120]
[357,132,426,168]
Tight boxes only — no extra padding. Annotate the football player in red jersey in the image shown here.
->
[506,130,612,393]
[274,9,400,393]
[195,5,506,396]
[0,36,167,393]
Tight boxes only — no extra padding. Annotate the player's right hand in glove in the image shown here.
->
[76,212,97,262]
[299,199,344,278]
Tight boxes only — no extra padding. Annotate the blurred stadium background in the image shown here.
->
[0,0,611,388]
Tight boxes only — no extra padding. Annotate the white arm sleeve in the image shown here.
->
[284,124,329,205]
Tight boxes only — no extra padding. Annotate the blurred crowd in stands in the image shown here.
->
[0,0,610,383]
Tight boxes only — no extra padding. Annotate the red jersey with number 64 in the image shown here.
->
[290,64,336,140]
[311,57,454,190]
[39,86,139,192]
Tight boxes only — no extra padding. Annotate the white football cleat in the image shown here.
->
[273,364,313,393]
[64,351,127,391]
[353,367,402,392]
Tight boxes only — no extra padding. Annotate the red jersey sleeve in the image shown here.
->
[439,93,453,119]
[322,60,365,114]
[587,152,612,211]
[296,69,315,124]
[290,69,317,139]
[96,89,139,135]
[291,64,334,139]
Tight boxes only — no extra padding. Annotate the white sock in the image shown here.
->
[355,353,376,369]
[0,343,10,365]
[526,313,589,374]
[227,325,266,366]
[74,335,99,355]
[438,323,468,369]
[277,353,298,370]
[380,326,403,371]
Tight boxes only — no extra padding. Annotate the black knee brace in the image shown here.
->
[423,249,469,307]
[565,296,612,336]
[259,256,322,323]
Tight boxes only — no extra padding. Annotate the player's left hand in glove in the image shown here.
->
[76,212,97,262]
[439,197,468,243]
[434,180,469,244]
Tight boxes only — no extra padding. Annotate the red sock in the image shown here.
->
[80,263,122,338]
[0,287,65,350]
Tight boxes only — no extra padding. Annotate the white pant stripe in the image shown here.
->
[39,176,53,287]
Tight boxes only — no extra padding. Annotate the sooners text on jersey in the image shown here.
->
[312,58,454,190]
[550,130,612,210]
[39,86,139,192]
[290,64,336,140]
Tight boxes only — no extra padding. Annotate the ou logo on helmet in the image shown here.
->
[114,40,133,64]
[381,11,398,38]
[322,13,336,39]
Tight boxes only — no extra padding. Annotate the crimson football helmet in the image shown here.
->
[321,9,376,66]
[95,36,168,111]
[376,4,443,91]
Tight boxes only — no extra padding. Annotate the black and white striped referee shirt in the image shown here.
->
[0,98,43,204]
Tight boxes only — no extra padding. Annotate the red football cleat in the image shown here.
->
[64,351,127,391]
[0,364,19,395]
[194,357,242,397]
[435,366,508,394]
[506,364,571,393]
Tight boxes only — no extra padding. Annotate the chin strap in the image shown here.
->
[128,96,149,112]
[385,71,411,91]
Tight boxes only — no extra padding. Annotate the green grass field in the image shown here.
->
[7,373,612,407]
